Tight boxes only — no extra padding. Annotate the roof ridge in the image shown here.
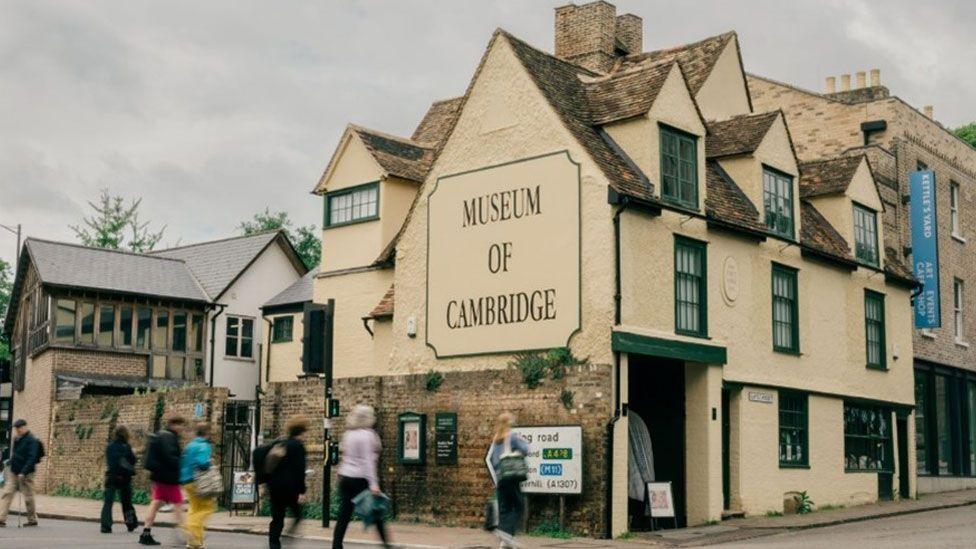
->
[150,229,281,254]
[624,31,735,63]
[495,28,601,77]
[349,124,436,149]
[26,237,187,263]
[428,96,464,106]
[583,58,674,84]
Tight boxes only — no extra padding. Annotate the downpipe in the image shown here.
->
[605,199,629,539]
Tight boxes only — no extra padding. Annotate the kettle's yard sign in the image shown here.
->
[427,151,581,357]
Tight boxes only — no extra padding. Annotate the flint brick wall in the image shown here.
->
[45,387,229,494]
[261,364,614,535]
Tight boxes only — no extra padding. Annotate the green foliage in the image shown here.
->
[100,403,118,420]
[559,389,575,410]
[528,518,573,539]
[153,393,166,428]
[954,123,976,149]
[794,491,814,514]
[71,189,165,252]
[765,510,783,517]
[616,531,636,540]
[0,258,10,361]
[816,503,845,512]
[510,347,587,389]
[239,208,321,269]
[424,369,444,392]
[52,483,150,505]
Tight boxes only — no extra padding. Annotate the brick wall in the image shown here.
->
[45,387,229,493]
[53,347,148,378]
[261,364,614,535]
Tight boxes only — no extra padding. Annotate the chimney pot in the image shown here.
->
[840,74,851,91]
[856,71,866,88]
[870,68,880,87]
[826,76,837,93]
[923,105,934,119]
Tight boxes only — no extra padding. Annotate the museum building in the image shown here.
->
[268,1,920,535]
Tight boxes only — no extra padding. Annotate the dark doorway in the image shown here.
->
[897,417,910,499]
[628,356,686,529]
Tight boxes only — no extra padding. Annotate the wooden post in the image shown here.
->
[559,496,565,530]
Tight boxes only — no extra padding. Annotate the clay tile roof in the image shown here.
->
[366,284,395,319]
[885,247,916,284]
[705,111,780,158]
[501,31,653,200]
[584,61,674,125]
[800,201,854,262]
[704,161,764,232]
[799,156,864,198]
[350,125,436,183]
[615,32,736,94]
[411,97,464,148]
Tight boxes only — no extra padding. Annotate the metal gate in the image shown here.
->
[220,400,254,507]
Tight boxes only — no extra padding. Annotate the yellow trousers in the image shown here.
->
[183,482,216,548]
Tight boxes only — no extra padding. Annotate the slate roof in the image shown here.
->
[704,161,764,233]
[799,201,855,262]
[799,156,865,198]
[584,61,675,125]
[365,284,395,319]
[24,238,209,302]
[350,125,437,183]
[705,111,781,158]
[152,230,304,300]
[614,32,736,94]
[263,267,318,309]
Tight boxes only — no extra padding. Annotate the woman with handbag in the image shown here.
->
[488,412,530,549]
[100,425,138,533]
[333,405,391,549]
[180,422,218,549]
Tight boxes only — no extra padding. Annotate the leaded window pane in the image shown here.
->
[854,205,879,266]
[763,169,794,238]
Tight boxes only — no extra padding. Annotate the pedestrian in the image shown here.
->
[266,416,309,549]
[488,412,529,549]
[139,415,187,546]
[181,422,216,549]
[100,425,139,533]
[0,419,42,528]
[332,405,390,549]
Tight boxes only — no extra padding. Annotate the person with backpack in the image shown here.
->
[263,416,308,549]
[181,422,217,549]
[332,405,390,549]
[488,412,529,549]
[139,415,187,546]
[100,425,138,534]
[0,419,42,527]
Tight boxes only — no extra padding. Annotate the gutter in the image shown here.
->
[208,303,227,388]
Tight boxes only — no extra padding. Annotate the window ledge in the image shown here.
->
[952,233,966,244]
[955,339,970,349]
[225,356,256,363]
[866,364,889,371]
[778,463,811,470]
[773,348,803,357]
[920,330,937,339]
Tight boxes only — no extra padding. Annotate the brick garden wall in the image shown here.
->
[45,387,229,494]
[260,364,614,536]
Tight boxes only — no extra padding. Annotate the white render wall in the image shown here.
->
[209,242,303,400]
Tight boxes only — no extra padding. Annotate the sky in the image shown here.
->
[1,0,973,268]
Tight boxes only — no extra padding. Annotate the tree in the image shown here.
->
[239,208,320,269]
[954,123,976,149]
[0,258,11,361]
[71,189,165,253]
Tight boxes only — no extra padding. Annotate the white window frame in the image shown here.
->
[951,181,965,242]
[225,315,255,360]
[955,278,967,346]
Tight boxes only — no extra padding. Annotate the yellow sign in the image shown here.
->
[426,151,581,357]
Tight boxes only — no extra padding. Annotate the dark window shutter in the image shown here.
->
[302,307,325,375]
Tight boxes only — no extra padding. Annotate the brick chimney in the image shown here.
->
[555,1,642,73]
[825,76,836,93]
[870,68,880,87]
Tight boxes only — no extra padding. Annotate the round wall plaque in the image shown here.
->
[722,256,739,305]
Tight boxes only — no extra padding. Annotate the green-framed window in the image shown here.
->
[324,182,379,227]
[779,391,808,467]
[864,290,886,369]
[771,264,799,353]
[660,125,698,209]
[674,236,707,337]
[272,315,294,343]
[853,204,879,266]
[844,403,892,472]
[763,167,794,239]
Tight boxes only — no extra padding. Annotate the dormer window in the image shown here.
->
[853,203,879,266]
[660,125,698,209]
[325,182,380,228]
[763,167,794,239]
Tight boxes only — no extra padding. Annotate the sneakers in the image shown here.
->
[139,530,162,545]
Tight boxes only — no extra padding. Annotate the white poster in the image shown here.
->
[647,481,675,518]
[485,425,583,495]
[403,421,421,461]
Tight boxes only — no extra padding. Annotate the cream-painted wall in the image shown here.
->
[261,311,304,386]
[381,176,419,246]
[321,133,384,193]
[684,362,724,525]
[611,353,629,537]
[314,267,394,378]
[604,64,708,209]
[694,40,752,121]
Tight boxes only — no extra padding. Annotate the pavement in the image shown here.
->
[2,488,975,548]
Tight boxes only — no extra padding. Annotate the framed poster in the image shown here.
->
[435,412,458,465]
[647,481,675,518]
[397,412,427,465]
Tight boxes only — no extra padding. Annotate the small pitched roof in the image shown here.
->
[799,156,865,198]
[25,238,210,302]
[614,32,737,94]
[885,247,916,285]
[152,230,305,300]
[365,284,395,320]
[706,111,781,158]
[584,61,675,125]
[412,97,464,147]
[263,267,317,309]
[704,161,764,233]
[350,125,436,183]
[799,201,854,262]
